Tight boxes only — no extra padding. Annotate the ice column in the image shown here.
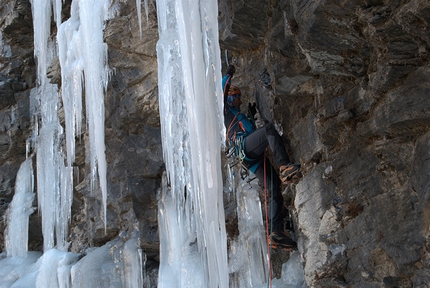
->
[35,75,64,251]
[5,159,35,257]
[30,0,67,251]
[156,0,228,287]
[228,179,269,287]
[5,0,66,256]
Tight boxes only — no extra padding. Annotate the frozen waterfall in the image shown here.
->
[156,0,228,287]
[1,0,142,287]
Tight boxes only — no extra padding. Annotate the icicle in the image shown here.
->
[136,0,149,36]
[136,0,142,39]
[58,3,81,167]
[145,0,149,23]
[57,0,111,236]
[77,0,110,230]
[30,0,51,87]
[52,0,63,30]
[56,165,73,251]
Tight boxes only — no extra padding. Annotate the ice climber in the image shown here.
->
[222,64,300,251]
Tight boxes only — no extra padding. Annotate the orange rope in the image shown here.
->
[263,152,273,287]
[226,112,239,141]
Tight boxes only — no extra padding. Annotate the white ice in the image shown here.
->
[57,0,84,168]
[281,251,306,288]
[0,235,144,287]
[36,249,80,288]
[157,175,205,287]
[0,249,80,288]
[156,0,228,287]
[1,0,131,287]
[70,234,143,288]
[226,165,306,288]
[57,0,110,231]
[123,232,144,288]
[0,251,42,287]
[5,159,35,258]
[228,178,269,287]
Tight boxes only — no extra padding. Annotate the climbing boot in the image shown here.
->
[268,230,297,251]
[279,164,301,185]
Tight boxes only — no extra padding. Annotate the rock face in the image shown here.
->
[1,0,430,287]
[219,0,430,286]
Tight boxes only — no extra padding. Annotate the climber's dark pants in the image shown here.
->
[243,123,290,230]
[244,123,290,167]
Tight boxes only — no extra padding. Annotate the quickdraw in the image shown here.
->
[226,136,256,182]
[235,136,246,162]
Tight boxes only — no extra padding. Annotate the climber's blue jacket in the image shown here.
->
[224,107,254,139]
[224,106,262,173]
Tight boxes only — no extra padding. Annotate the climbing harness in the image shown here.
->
[224,104,262,182]
[225,135,257,183]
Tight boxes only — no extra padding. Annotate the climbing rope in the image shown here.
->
[263,152,273,288]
